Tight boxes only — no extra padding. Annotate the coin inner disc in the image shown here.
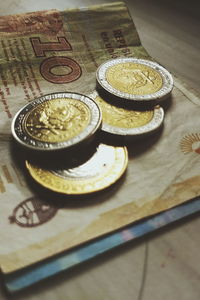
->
[94,95,154,128]
[23,98,91,143]
[106,62,163,95]
[52,144,116,179]
[26,144,128,194]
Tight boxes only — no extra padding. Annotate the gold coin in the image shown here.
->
[106,62,163,96]
[25,144,128,195]
[94,93,153,127]
[24,98,91,143]
[11,92,102,151]
[89,91,164,136]
[96,58,173,103]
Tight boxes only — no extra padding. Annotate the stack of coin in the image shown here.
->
[11,58,173,196]
[93,57,173,138]
[11,91,128,195]
[96,58,173,106]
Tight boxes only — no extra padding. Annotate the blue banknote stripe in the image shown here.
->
[4,197,200,293]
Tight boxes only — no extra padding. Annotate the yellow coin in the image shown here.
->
[89,91,164,136]
[24,98,91,143]
[11,92,102,151]
[106,62,163,96]
[25,144,128,195]
[96,58,173,103]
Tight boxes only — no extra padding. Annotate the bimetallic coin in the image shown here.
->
[25,144,128,195]
[11,92,102,151]
[89,91,164,136]
[96,58,173,103]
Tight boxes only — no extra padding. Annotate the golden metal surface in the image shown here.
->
[106,62,163,95]
[94,95,154,128]
[23,98,91,143]
[26,144,128,195]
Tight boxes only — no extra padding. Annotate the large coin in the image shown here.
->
[11,92,102,151]
[89,91,164,136]
[96,58,173,104]
[25,144,128,195]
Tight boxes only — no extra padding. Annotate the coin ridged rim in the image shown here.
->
[89,91,164,136]
[25,144,128,194]
[11,92,102,151]
[96,58,174,102]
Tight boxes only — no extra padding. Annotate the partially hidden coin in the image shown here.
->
[25,143,128,195]
[96,58,173,104]
[89,91,164,137]
[11,92,102,151]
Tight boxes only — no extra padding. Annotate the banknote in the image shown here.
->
[0,1,200,275]
[4,196,200,292]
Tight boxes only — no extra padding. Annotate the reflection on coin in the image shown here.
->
[96,58,173,103]
[26,144,128,194]
[11,92,102,151]
[89,91,164,136]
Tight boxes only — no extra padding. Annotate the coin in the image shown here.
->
[96,58,173,104]
[25,144,128,195]
[89,91,164,136]
[11,92,102,151]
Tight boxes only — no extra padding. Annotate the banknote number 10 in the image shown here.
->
[30,37,82,84]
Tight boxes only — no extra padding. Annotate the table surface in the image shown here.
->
[0,1,200,299]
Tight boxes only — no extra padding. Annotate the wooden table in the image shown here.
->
[0,1,200,299]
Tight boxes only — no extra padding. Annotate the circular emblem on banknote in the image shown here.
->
[89,91,164,136]
[9,197,58,227]
[25,144,128,194]
[180,133,200,154]
[96,58,173,103]
[11,92,102,151]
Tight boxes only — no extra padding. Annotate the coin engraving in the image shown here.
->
[106,63,163,95]
[94,94,153,128]
[89,91,164,136]
[96,58,174,102]
[24,99,91,143]
[11,92,102,151]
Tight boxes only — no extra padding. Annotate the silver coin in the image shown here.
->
[89,91,164,136]
[11,92,102,151]
[25,143,128,194]
[96,58,173,103]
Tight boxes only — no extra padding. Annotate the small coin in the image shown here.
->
[96,58,173,104]
[89,91,164,136]
[25,144,128,195]
[11,92,102,151]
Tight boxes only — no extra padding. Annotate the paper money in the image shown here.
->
[0,1,200,274]
[4,196,200,293]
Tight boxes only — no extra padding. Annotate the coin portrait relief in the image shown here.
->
[24,98,91,143]
[106,62,163,95]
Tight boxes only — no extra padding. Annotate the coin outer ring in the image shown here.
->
[89,91,164,136]
[96,58,174,102]
[11,92,102,151]
[25,145,128,195]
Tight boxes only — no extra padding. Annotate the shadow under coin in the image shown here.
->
[99,123,164,158]
[96,83,173,111]
[9,137,127,209]
[10,135,101,171]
